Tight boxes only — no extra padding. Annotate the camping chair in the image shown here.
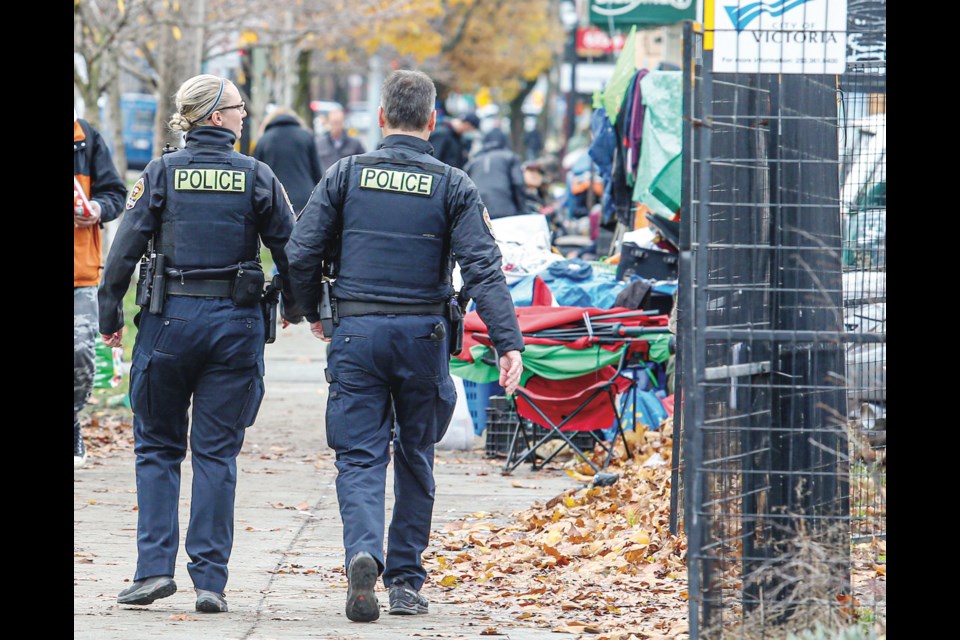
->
[457,305,671,477]
[503,340,649,476]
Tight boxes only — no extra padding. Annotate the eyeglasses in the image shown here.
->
[217,102,246,113]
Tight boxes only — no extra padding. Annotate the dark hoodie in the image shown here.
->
[463,131,526,218]
[254,114,324,213]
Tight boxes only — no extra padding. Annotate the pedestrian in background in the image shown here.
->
[98,73,302,615]
[428,112,479,169]
[316,108,366,173]
[74,109,127,469]
[285,69,524,623]
[464,130,527,219]
[521,160,548,214]
[254,107,324,214]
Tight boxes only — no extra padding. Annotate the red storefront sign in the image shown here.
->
[575,26,626,57]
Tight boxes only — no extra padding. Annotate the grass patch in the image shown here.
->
[82,277,139,422]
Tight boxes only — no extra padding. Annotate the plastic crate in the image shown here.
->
[485,396,518,458]
[462,379,505,435]
[484,394,602,460]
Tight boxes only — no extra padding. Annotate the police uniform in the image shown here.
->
[286,134,524,592]
[98,125,300,596]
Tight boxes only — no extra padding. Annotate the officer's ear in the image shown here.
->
[378,106,386,130]
[427,110,437,133]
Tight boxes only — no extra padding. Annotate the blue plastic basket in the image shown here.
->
[462,379,505,435]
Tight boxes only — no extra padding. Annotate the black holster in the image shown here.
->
[447,293,465,356]
[262,274,281,344]
[148,254,166,315]
[319,279,337,337]
[135,254,154,308]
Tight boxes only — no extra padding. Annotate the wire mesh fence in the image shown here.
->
[677,17,886,640]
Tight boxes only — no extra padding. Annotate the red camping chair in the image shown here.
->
[504,342,647,475]
[460,305,669,477]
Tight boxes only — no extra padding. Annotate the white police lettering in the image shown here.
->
[173,169,246,192]
[359,167,434,197]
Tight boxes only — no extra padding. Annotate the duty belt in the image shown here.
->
[165,278,233,298]
[336,300,446,318]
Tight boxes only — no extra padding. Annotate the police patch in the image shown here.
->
[173,169,246,192]
[125,177,145,210]
[359,167,434,197]
[482,207,496,238]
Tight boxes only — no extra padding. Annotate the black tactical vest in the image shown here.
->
[335,152,453,304]
[156,150,259,270]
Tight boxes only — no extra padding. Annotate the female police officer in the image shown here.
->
[98,74,301,614]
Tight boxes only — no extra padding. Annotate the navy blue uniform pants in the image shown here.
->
[325,314,457,591]
[128,296,265,593]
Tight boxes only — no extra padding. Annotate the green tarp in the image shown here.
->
[599,26,638,125]
[632,70,682,217]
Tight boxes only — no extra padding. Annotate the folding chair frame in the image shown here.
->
[501,347,642,476]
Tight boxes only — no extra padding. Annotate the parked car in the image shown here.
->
[840,114,885,431]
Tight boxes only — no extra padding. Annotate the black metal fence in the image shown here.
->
[677,20,886,640]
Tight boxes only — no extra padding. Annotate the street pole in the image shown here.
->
[366,55,384,151]
[563,30,578,158]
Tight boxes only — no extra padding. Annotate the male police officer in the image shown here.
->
[285,69,524,623]
[98,74,301,614]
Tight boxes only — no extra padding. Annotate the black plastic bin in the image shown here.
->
[484,396,517,458]
[485,395,602,460]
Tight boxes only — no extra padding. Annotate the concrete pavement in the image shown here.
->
[74,321,575,640]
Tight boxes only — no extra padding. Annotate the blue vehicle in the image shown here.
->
[121,93,157,170]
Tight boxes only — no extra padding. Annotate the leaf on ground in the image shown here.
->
[438,574,461,587]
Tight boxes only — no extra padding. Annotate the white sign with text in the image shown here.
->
[713,0,848,74]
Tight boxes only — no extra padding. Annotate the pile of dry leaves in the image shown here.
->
[426,419,689,640]
[81,395,135,460]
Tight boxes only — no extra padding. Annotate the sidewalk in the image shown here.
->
[74,321,574,640]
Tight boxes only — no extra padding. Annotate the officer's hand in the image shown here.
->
[310,320,330,342]
[281,318,291,329]
[75,200,102,228]
[498,350,523,396]
[101,329,123,348]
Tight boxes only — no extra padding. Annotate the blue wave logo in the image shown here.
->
[725,0,816,31]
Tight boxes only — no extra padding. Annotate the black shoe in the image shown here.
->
[345,552,380,622]
[117,576,177,605]
[195,589,228,613]
[74,421,87,469]
[388,580,429,615]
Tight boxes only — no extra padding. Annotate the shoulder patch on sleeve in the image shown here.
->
[125,177,145,210]
[482,206,496,239]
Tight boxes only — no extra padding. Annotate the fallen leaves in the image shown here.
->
[425,422,689,637]
[81,412,134,458]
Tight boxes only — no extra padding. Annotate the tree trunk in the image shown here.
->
[78,58,102,129]
[106,55,128,176]
[434,80,452,114]
[508,79,537,155]
[153,0,206,155]
[540,63,560,154]
[294,49,313,127]
[280,9,294,108]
